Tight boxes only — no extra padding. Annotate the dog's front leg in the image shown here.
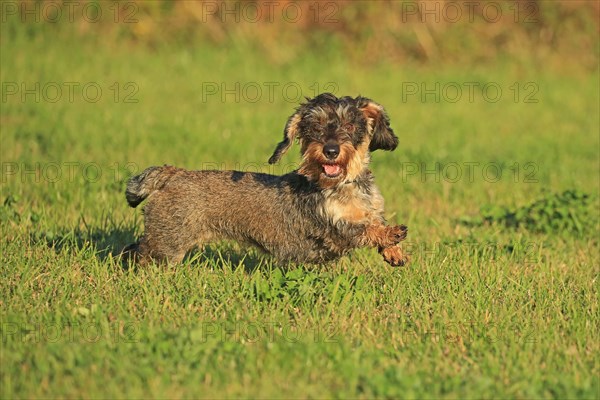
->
[362,223,407,248]
[361,224,409,267]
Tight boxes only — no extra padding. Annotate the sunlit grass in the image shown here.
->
[1,22,598,399]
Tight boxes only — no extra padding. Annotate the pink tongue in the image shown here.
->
[323,164,341,176]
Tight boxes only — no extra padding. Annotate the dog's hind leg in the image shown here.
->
[134,234,190,265]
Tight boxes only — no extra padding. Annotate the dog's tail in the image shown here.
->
[126,165,178,208]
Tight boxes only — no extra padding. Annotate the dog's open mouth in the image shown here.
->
[322,163,343,178]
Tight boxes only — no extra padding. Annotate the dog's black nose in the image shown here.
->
[323,143,340,160]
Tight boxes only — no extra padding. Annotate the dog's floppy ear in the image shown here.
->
[357,97,398,152]
[268,110,302,164]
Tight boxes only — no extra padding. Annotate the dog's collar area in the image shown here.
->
[343,170,372,187]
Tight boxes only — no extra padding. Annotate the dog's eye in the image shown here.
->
[343,123,355,132]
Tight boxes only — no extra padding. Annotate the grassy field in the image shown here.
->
[1,11,599,399]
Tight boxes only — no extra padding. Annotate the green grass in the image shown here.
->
[1,24,599,399]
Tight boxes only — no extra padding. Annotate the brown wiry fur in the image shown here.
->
[123,93,408,267]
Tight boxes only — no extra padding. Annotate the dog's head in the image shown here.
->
[268,93,398,188]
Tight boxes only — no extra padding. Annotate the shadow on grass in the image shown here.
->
[30,222,138,263]
[31,221,270,272]
[185,243,274,274]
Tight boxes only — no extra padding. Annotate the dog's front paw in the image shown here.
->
[381,245,409,267]
[391,224,408,242]
[381,224,407,247]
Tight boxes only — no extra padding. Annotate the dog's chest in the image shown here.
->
[320,183,384,225]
